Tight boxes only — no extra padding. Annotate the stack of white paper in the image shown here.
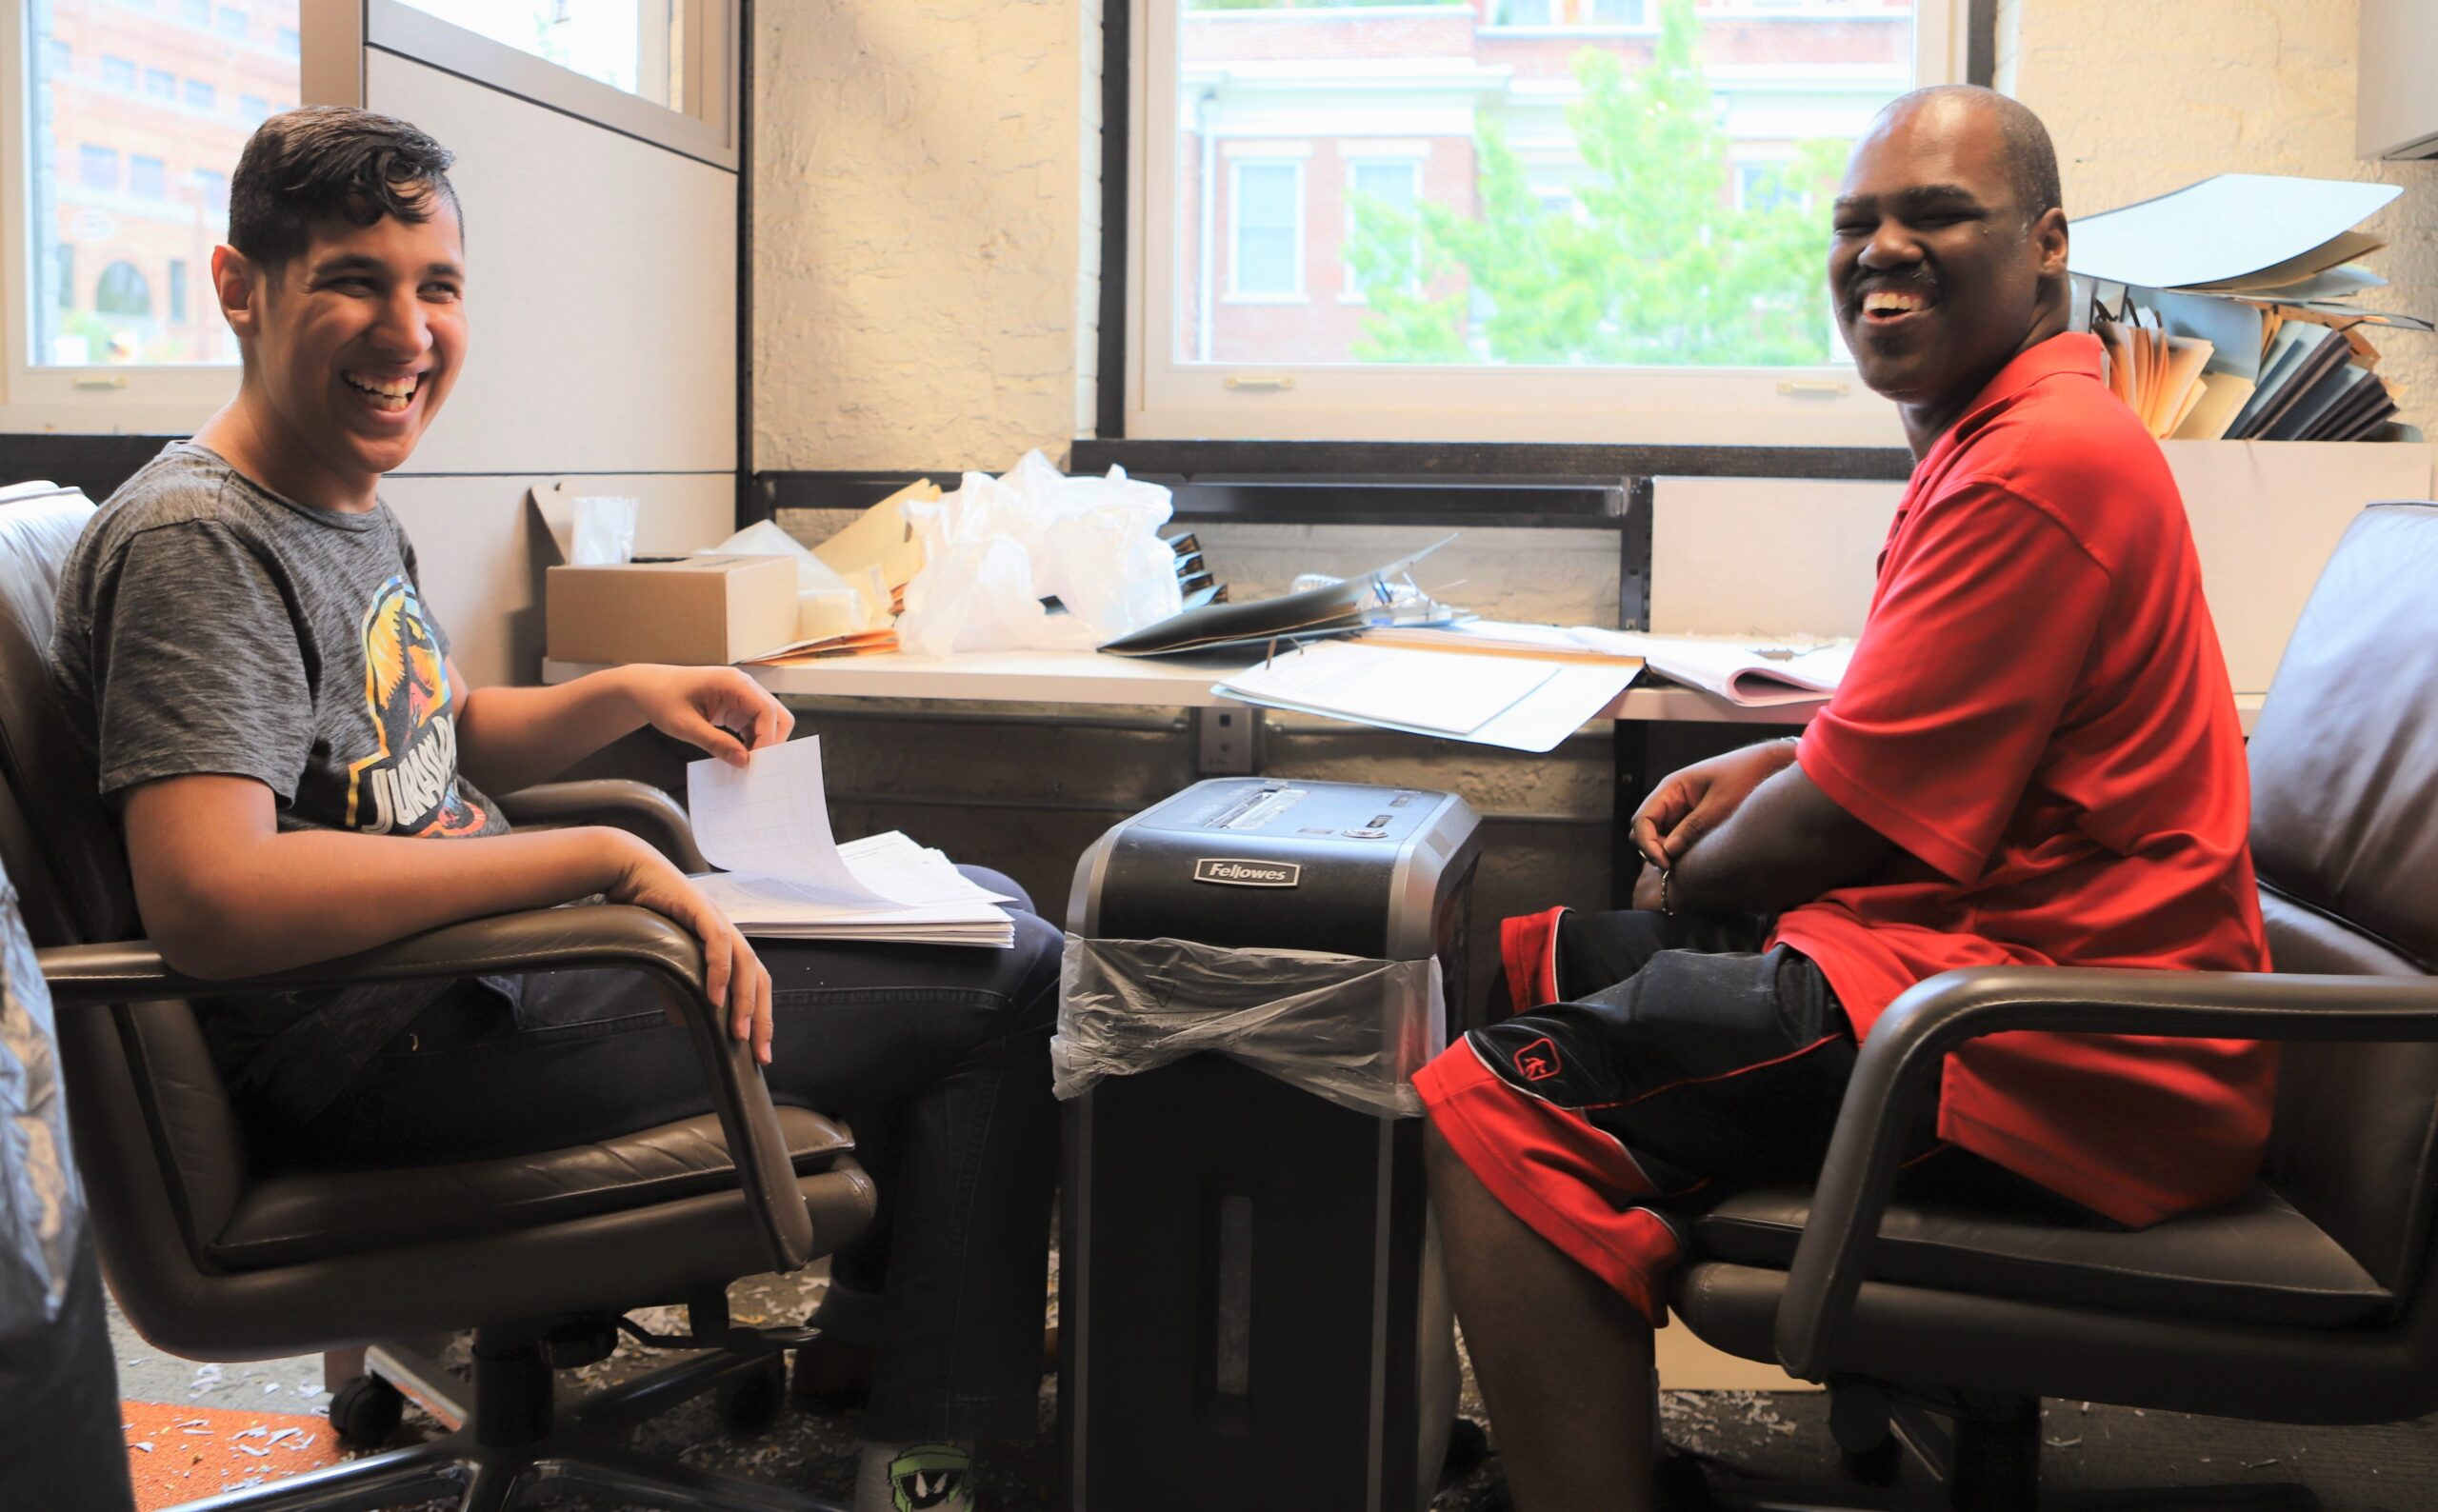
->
[1212,641,1643,754]
[687,738,1014,947]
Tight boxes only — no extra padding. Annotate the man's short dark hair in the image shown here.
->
[227,107,460,271]
[1894,85,2064,225]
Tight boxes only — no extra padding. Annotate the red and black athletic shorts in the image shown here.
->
[1419,906,1887,1326]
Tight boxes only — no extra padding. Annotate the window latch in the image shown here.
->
[71,375,130,391]
[1776,378,1849,399]
[1223,374,1298,392]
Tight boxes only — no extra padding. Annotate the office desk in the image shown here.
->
[543,650,2267,729]
[542,649,1866,726]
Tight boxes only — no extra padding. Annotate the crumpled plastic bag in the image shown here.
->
[1052,935,1444,1118]
[897,450,1183,655]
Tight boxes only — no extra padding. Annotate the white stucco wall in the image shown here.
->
[2006,0,2438,432]
[753,0,1100,471]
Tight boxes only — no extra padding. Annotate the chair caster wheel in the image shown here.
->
[329,1374,406,1448]
[717,1357,787,1435]
[1841,1438,1903,1485]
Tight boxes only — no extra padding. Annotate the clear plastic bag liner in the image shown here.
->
[1054,935,1444,1118]
[2,880,87,1336]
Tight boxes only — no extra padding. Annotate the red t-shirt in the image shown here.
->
[1770,331,2274,1228]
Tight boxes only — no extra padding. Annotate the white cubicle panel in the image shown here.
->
[387,472,735,692]
[366,51,737,477]
[1654,441,2436,695]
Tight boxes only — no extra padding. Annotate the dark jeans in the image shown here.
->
[303,868,1064,1442]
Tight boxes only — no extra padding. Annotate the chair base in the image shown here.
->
[1684,1382,2320,1512]
[1701,1481,2318,1511]
[168,1325,847,1512]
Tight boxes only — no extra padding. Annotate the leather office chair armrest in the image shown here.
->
[36,905,818,1273]
[496,779,709,873]
[1775,965,2438,1382]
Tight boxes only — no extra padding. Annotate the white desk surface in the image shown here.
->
[540,652,2267,732]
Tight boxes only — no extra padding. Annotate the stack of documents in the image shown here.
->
[1374,623,1850,707]
[2068,175,2427,443]
[1212,637,1643,753]
[686,737,1014,946]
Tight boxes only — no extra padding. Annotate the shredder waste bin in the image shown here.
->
[1056,777,1481,1512]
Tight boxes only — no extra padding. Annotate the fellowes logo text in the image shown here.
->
[1192,858,1302,887]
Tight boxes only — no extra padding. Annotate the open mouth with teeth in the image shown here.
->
[343,370,422,414]
[1859,287,1936,324]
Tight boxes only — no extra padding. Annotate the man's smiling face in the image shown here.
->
[234,201,467,494]
[1828,93,2063,423]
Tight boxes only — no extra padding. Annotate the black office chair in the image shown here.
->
[0,487,877,1511]
[1666,500,2438,1511]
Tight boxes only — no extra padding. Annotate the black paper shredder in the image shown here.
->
[1061,777,1483,1512]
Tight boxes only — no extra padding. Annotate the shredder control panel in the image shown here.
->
[1134,779,1444,847]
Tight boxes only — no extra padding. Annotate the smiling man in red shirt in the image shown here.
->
[1416,87,2270,1511]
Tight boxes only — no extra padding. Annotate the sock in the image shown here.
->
[854,1439,976,1512]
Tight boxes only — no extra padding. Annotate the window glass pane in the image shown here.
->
[24,0,299,367]
[1230,161,1301,298]
[396,1,685,109]
[1173,0,1918,368]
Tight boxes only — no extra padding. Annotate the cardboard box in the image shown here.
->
[548,555,801,666]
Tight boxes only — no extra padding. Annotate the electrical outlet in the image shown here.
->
[1195,706,1262,775]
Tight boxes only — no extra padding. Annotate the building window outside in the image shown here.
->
[17,0,298,369]
[240,93,270,123]
[277,26,301,54]
[1343,158,1419,302]
[1229,159,1304,300]
[96,262,152,317]
[396,1,688,109]
[79,144,120,190]
[1144,0,1946,442]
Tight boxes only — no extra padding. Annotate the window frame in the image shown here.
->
[1,0,740,433]
[1125,0,1971,447]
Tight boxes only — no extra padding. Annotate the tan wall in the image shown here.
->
[2003,0,2438,433]
[753,0,1101,470]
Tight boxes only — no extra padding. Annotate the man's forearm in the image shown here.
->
[1669,764,1893,915]
[456,668,646,795]
[144,825,631,980]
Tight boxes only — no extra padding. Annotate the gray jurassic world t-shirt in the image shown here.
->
[48,441,509,1131]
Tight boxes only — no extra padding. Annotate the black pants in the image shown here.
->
[304,868,1063,1442]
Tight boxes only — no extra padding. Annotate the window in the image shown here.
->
[79,144,120,190]
[1228,159,1304,301]
[1343,158,1419,302]
[277,26,301,55]
[372,2,739,169]
[1137,0,1963,443]
[96,262,151,317]
[8,0,296,393]
[240,93,270,123]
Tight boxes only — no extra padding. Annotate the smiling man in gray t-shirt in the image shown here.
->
[47,109,1058,1494]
